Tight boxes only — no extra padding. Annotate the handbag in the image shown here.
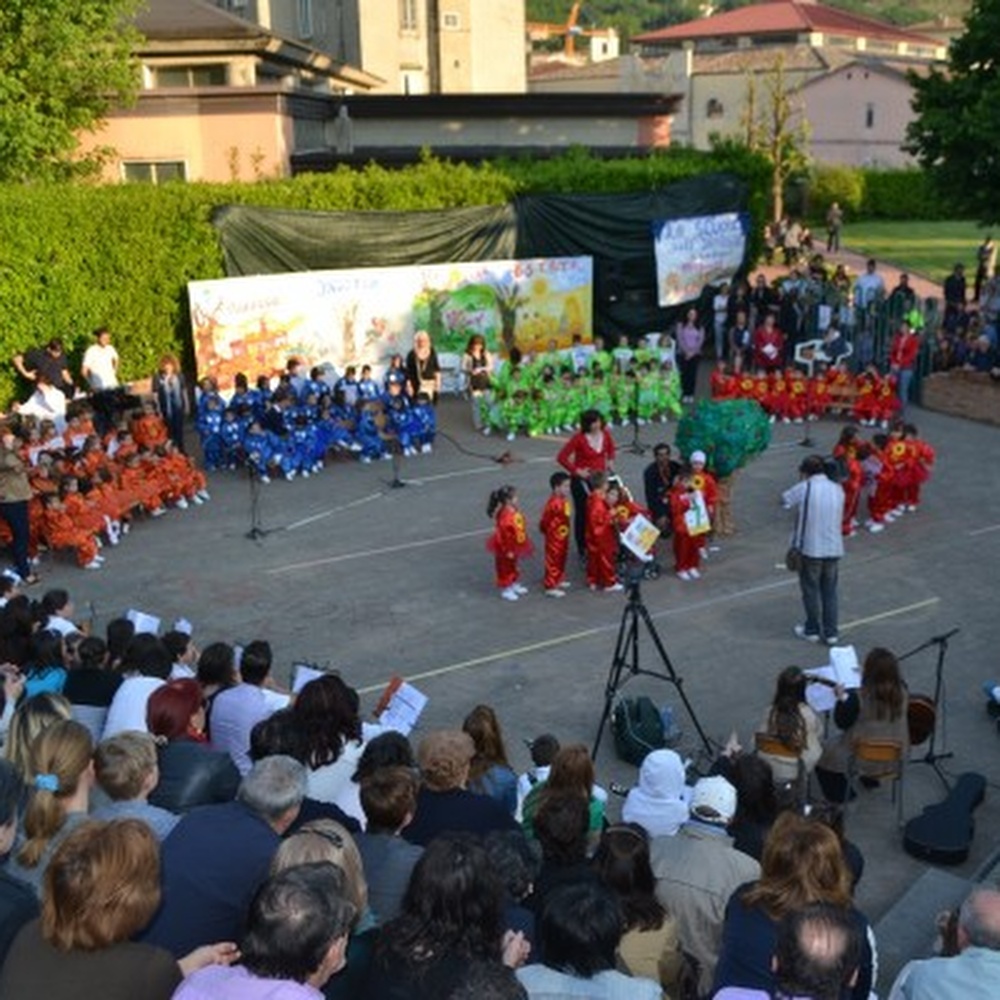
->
[785,482,811,572]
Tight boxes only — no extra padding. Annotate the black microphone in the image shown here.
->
[930,628,960,644]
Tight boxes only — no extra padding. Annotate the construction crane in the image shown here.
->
[526,2,614,58]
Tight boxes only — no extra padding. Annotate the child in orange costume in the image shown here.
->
[39,494,103,569]
[159,442,210,505]
[60,476,104,531]
[669,474,707,580]
[585,471,622,593]
[539,472,572,598]
[132,406,170,450]
[119,454,165,517]
[902,423,934,510]
[873,371,900,428]
[768,370,792,422]
[486,484,534,602]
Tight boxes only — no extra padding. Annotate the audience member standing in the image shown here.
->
[556,409,617,560]
[153,354,188,452]
[13,338,75,397]
[0,424,36,585]
[782,456,844,646]
[675,307,705,403]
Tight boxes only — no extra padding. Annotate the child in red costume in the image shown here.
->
[539,472,572,598]
[710,362,737,400]
[486,484,534,602]
[873,371,900,428]
[688,451,718,558]
[669,474,708,580]
[585,471,622,593]
[833,426,865,536]
[807,364,831,419]
[902,423,934,510]
[852,368,879,426]
[787,369,808,422]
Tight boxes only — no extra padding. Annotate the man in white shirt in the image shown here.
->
[853,258,886,309]
[783,455,845,646]
[210,640,287,775]
[81,327,119,391]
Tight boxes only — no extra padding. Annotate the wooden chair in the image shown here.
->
[754,731,808,806]
[847,738,905,827]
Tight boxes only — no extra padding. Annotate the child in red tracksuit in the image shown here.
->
[487,485,534,602]
[902,423,934,510]
[833,426,865,537]
[670,474,709,580]
[688,451,718,558]
[585,472,622,593]
[539,472,572,599]
[40,494,103,570]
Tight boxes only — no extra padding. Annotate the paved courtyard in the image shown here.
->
[43,388,1000,990]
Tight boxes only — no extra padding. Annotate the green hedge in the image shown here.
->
[0,147,769,406]
[805,165,966,223]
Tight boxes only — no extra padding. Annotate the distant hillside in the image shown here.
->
[526,0,970,38]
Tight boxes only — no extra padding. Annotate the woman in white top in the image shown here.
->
[293,674,368,824]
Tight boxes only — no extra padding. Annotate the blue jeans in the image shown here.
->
[798,556,839,639]
[898,367,914,409]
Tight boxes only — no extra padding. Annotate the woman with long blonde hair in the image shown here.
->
[7,719,93,895]
[713,811,874,999]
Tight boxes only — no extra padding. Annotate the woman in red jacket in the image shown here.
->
[557,409,617,561]
[888,319,921,409]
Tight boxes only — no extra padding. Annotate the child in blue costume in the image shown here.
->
[243,420,275,483]
[334,366,360,408]
[219,408,244,469]
[381,378,418,456]
[355,401,388,463]
[357,365,380,401]
[411,392,437,453]
[196,395,225,470]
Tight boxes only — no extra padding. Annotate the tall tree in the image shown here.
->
[738,56,810,222]
[906,0,1000,224]
[0,0,141,182]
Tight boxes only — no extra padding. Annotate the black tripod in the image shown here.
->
[245,466,280,542]
[593,578,713,760]
[900,627,960,790]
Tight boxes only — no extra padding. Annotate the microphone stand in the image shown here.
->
[900,627,959,790]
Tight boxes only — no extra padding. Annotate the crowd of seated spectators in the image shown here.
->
[0,584,995,999]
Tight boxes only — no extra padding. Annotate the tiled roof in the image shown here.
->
[136,0,264,41]
[634,1,940,47]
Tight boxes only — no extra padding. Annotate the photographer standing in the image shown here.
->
[782,455,844,645]
[0,424,36,585]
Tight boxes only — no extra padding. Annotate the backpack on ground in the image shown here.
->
[612,695,666,766]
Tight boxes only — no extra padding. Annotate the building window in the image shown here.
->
[706,98,724,119]
[152,64,228,88]
[298,0,313,38]
[442,11,460,29]
[122,161,187,184]
[865,102,875,129]
[400,0,418,31]
[401,69,425,94]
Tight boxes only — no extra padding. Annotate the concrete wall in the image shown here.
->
[348,113,650,149]
[802,66,916,167]
[79,92,295,182]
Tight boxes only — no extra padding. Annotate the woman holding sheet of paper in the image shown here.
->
[814,647,909,803]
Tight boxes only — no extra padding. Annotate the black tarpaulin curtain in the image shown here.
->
[211,173,749,336]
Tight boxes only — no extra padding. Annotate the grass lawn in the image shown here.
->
[842,220,989,284]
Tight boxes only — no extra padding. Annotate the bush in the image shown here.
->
[0,149,770,406]
[859,168,961,220]
[809,164,864,218]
